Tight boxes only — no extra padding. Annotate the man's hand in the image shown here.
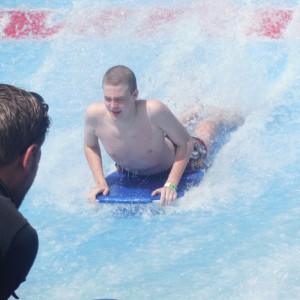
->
[88,185,110,203]
[151,186,177,206]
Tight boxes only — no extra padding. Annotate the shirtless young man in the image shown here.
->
[84,65,223,206]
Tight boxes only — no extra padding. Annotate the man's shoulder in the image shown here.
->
[141,99,172,120]
[86,101,105,111]
[0,196,29,254]
[142,99,167,113]
[85,102,106,118]
[144,99,163,105]
[0,196,28,225]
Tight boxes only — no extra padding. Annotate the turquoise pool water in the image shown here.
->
[1,1,300,299]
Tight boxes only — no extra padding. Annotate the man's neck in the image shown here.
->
[114,103,138,130]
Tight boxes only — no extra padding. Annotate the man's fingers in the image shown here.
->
[152,187,178,206]
[88,186,110,203]
[151,188,162,196]
[102,187,110,196]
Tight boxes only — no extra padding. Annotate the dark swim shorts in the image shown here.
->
[184,137,208,173]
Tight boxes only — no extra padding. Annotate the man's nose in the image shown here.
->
[111,99,119,107]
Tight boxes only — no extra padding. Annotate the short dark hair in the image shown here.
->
[0,84,51,166]
[102,65,137,94]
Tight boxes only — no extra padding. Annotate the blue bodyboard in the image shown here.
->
[97,169,205,204]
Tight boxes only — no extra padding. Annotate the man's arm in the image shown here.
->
[158,134,194,205]
[84,107,109,201]
[149,101,194,206]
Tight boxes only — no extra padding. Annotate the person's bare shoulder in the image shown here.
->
[144,99,170,118]
[86,102,105,117]
[143,99,183,133]
[85,102,106,121]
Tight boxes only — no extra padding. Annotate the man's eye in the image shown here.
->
[104,98,125,102]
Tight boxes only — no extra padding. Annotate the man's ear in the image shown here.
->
[21,144,39,169]
[133,89,139,100]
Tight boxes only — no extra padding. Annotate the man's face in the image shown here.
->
[103,84,137,119]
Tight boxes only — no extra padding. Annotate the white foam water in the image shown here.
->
[1,0,299,299]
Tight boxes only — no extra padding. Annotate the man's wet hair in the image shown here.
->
[102,65,137,94]
[0,84,51,166]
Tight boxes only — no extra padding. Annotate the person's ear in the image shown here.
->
[21,144,39,169]
[133,89,139,100]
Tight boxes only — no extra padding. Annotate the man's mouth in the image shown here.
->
[111,110,121,117]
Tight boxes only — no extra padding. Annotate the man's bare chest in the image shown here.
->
[98,125,165,164]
